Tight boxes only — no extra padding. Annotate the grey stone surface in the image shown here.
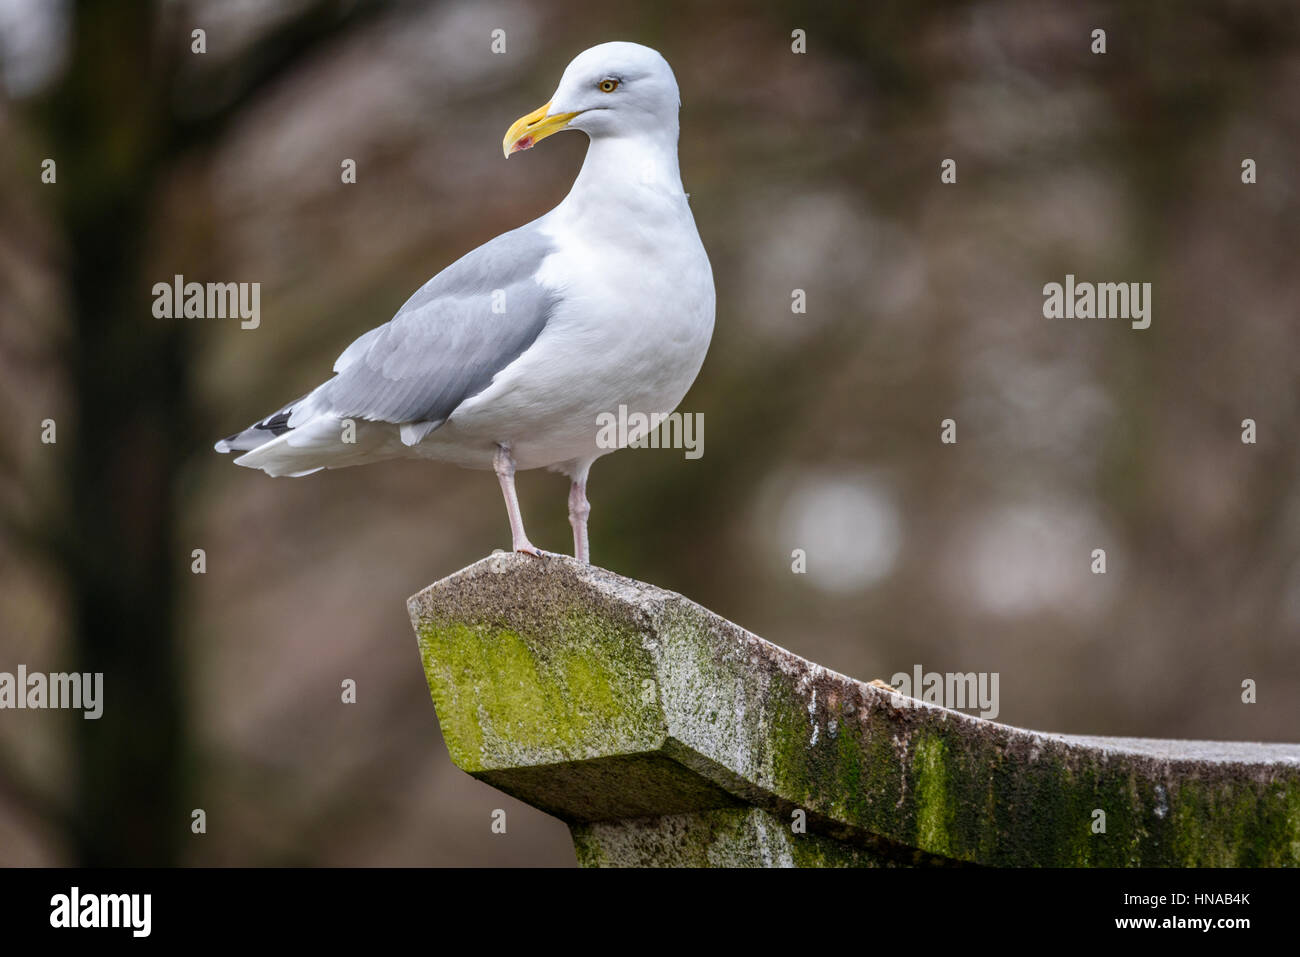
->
[409,554,1300,866]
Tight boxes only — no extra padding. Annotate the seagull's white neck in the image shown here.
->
[554,126,688,230]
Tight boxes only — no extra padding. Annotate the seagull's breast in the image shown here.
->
[442,192,715,470]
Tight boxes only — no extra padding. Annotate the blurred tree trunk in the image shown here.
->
[33,0,388,865]
[42,0,186,865]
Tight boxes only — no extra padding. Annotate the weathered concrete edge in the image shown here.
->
[409,554,1300,866]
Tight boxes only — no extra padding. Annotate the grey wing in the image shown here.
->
[293,223,558,431]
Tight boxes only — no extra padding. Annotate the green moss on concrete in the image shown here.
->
[830,710,867,822]
[763,676,817,806]
[912,734,954,857]
[417,609,664,773]
[1165,777,1300,867]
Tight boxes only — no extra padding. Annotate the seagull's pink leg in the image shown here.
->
[493,445,542,557]
[568,473,591,564]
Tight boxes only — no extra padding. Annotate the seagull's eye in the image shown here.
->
[598,79,619,93]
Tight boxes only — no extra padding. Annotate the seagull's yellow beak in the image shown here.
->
[503,101,581,157]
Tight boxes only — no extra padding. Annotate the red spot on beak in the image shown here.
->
[512,136,534,154]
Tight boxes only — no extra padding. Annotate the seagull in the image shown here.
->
[215,42,715,564]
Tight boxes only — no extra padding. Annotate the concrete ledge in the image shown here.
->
[408,554,1300,867]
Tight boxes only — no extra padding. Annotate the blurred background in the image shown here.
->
[1,0,1298,866]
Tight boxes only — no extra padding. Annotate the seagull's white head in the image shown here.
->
[503,42,680,158]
